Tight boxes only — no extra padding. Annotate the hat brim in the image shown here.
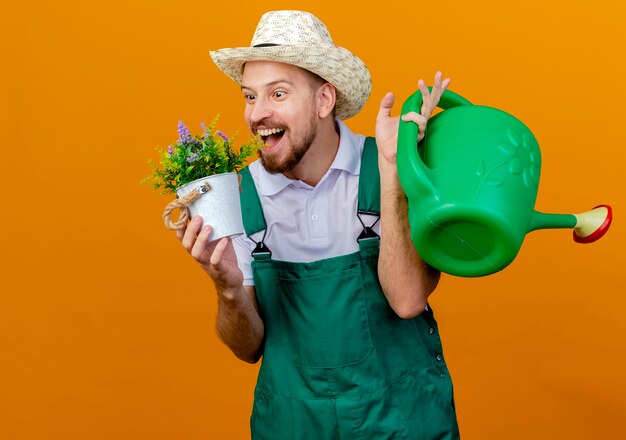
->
[210,45,371,120]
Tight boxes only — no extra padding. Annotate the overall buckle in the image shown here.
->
[251,241,272,258]
[357,210,380,242]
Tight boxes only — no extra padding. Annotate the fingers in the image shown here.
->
[401,112,428,126]
[418,72,451,95]
[418,79,428,94]
[433,71,442,89]
[190,224,214,260]
[418,79,430,114]
[209,237,229,266]
[175,224,186,241]
[430,74,451,111]
[181,216,203,250]
[431,71,451,97]
[401,112,428,142]
[175,216,235,285]
[416,71,452,117]
[377,92,395,119]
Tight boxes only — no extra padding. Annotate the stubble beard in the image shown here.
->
[259,115,318,175]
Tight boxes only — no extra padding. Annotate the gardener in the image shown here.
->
[177,10,459,439]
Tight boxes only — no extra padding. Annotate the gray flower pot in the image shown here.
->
[175,172,244,242]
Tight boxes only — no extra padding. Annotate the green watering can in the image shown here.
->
[397,89,613,277]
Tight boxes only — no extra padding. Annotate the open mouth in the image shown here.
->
[257,128,285,150]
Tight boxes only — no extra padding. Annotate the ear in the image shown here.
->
[317,83,336,119]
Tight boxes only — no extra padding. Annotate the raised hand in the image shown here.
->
[403,71,451,143]
[376,72,451,165]
[419,71,451,123]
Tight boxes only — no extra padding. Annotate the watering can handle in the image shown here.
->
[402,88,473,114]
[397,89,473,200]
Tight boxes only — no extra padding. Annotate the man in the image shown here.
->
[177,10,459,439]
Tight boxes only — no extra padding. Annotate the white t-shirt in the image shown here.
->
[233,120,381,286]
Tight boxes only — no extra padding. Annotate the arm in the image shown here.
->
[377,155,440,318]
[177,216,264,363]
[375,72,450,319]
[216,283,264,364]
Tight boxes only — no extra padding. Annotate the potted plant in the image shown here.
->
[142,117,263,241]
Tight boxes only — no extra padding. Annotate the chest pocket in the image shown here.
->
[274,261,373,369]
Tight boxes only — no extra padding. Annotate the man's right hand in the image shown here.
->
[176,215,244,294]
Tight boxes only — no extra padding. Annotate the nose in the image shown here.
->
[247,96,273,126]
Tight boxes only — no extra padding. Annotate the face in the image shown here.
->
[241,61,321,174]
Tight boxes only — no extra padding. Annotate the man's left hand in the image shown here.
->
[376,71,451,165]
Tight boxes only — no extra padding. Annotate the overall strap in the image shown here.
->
[357,137,381,241]
[239,136,381,251]
[239,166,266,235]
[358,136,381,214]
[239,167,271,257]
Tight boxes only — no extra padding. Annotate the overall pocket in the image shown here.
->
[276,265,373,368]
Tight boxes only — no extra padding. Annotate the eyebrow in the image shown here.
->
[241,79,294,91]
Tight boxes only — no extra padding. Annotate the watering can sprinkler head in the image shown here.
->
[572,205,613,243]
[397,89,613,277]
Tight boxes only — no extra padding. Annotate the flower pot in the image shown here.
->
[175,172,244,242]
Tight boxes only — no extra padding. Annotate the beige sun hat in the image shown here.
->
[209,10,372,120]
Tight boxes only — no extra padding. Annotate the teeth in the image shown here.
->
[257,128,284,136]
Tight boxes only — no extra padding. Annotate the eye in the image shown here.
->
[274,90,286,98]
[243,93,256,103]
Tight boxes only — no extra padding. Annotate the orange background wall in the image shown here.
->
[2,0,625,438]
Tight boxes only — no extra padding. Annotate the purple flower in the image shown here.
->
[186,153,199,163]
[200,122,208,136]
[216,130,229,142]
[167,145,174,155]
[177,121,193,144]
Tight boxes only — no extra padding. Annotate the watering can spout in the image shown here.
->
[528,205,613,243]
